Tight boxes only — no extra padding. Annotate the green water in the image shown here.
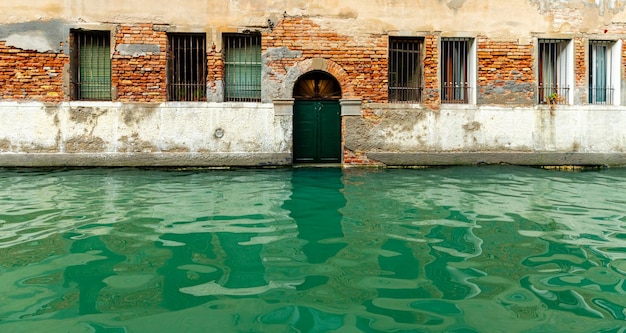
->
[1,166,626,332]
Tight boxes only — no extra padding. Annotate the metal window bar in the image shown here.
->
[72,30,111,101]
[538,39,569,104]
[224,33,262,102]
[589,87,614,105]
[441,38,470,104]
[538,83,570,105]
[167,33,207,101]
[589,40,613,105]
[388,37,423,103]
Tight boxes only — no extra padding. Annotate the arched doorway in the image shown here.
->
[292,71,342,163]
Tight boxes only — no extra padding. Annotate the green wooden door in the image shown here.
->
[293,100,341,163]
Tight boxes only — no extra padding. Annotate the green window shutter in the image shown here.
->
[224,34,261,101]
[74,30,111,101]
[80,43,111,100]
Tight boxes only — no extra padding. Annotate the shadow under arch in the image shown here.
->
[279,58,356,100]
[293,70,342,100]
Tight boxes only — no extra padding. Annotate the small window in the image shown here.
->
[589,40,618,105]
[441,38,473,104]
[223,33,262,102]
[167,33,207,101]
[71,30,111,101]
[388,37,424,103]
[538,39,572,104]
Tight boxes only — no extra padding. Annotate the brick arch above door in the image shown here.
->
[278,58,357,100]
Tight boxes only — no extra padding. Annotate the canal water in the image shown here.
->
[1,166,625,332]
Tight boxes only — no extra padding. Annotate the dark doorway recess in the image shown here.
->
[292,71,342,163]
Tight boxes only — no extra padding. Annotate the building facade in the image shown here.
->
[1,0,626,167]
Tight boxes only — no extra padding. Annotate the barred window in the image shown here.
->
[388,37,424,103]
[223,33,262,102]
[167,33,207,101]
[538,39,571,105]
[441,38,472,104]
[589,40,614,105]
[71,30,111,101]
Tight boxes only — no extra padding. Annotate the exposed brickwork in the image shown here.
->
[574,37,586,104]
[0,41,67,102]
[343,148,383,166]
[264,17,388,102]
[207,42,223,100]
[112,24,167,102]
[422,34,440,110]
[477,37,535,105]
[623,39,626,97]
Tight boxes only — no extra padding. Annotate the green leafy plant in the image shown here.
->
[546,92,560,116]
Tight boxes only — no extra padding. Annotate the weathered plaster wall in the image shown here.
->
[0,102,292,166]
[1,1,624,36]
[1,1,626,166]
[345,104,626,165]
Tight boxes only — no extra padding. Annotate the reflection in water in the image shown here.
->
[158,232,219,310]
[283,168,347,264]
[63,236,126,315]
[0,167,626,332]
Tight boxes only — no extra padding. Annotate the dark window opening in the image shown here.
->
[224,33,262,102]
[71,30,111,101]
[441,38,471,104]
[167,33,207,101]
[388,37,424,103]
[589,40,613,105]
[538,39,570,104]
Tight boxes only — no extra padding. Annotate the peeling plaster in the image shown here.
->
[345,109,428,152]
[69,107,107,124]
[529,0,626,15]
[117,44,161,57]
[264,47,302,61]
[0,138,10,151]
[121,105,158,126]
[263,47,305,101]
[0,20,66,52]
[118,133,158,153]
[446,0,466,10]
[463,121,481,132]
[64,135,106,153]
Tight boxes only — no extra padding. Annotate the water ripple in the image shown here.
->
[1,166,626,332]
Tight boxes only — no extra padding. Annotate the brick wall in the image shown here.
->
[264,17,388,102]
[477,37,535,105]
[422,34,440,110]
[0,41,67,102]
[113,24,167,102]
[207,42,223,101]
[574,37,586,104]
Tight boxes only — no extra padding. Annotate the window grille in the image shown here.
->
[223,33,262,102]
[167,33,207,101]
[589,40,614,105]
[441,38,471,104]
[388,37,424,103]
[71,30,111,101]
[538,39,570,104]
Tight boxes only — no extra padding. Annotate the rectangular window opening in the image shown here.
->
[538,39,570,105]
[71,30,111,101]
[223,33,262,102]
[167,33,207,101]
[589,40,614,105]
[389,37,424,103]
[441,38,472,104]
